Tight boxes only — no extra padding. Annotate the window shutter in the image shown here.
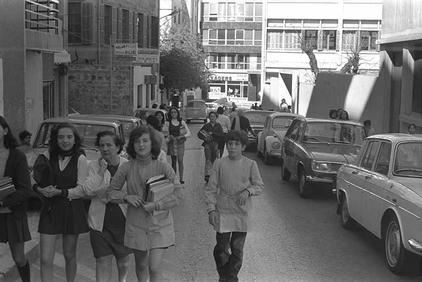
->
[98,5,104,44]
[81,2,93,44]
[336,30,340,51]
[376,31,380,52]
[112,7,117,43]
[317,30,323,51]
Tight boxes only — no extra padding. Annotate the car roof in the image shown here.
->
[69,114,140,123]
[298,117,363,126]
[243,110,275,115]
[367,133,422,142]
[267,112,301,118]
[41,117,121,127]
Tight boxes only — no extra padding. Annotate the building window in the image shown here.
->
[133,12,137,42]
[304,30,318,49]
[218,2,226,21]
[104,5,112,44]
[122,9,129,42]
[255,3,262,22]
[218,29,225,45]
[236,3,244,21]
[322,30,336,50]
[151,16,159,48]
[68,3,82,43]
[227,54,236,69]
[285,30,301,49]
[236,30,244,45]
[137,13,144,47]
[227,2,236,21]
[412,56,422,114]
[254,30,262,46]
[267,31,282,49]
[210,3,217,21]
[245,2,253,21]
[146,16,151,48]
[43,81,55,119]
[342,30,358,50]
[245,30,253,45]
[116,8,121,41]
[360,31,378,51]
[227,29,235,45]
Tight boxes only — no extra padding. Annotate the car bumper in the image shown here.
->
[268,150,281,158]
[408,239,422,254]
[306,173,336,185]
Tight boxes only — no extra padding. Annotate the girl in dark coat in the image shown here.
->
[0,116,32,282]
[35,123,89,282]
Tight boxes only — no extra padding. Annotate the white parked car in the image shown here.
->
[336,134,422,274]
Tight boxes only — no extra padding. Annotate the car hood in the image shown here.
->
[391,177,422,198]
[304,143,361,164]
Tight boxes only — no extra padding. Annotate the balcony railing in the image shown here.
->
[25,0,61,35]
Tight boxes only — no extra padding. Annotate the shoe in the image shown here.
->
[204,175,210,183]
[180,180,185,184]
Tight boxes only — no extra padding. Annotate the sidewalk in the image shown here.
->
[0,212,40,282]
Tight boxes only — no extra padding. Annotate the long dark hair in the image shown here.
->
[167,107,182,122]
[126,126,161,160]
[49,123,82,158]
[0,116,18,149]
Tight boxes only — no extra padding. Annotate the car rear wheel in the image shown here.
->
[298,168,311,198]
[340,195,356,229]
[281,160,291,181]
[384,216,410,274]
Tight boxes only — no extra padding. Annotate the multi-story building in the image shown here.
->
[200,0,263,101]
[0,0,69,134]
[378,0,422,134]
[67,0,160,114]
[262,0,382,108]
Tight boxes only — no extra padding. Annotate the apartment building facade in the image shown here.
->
[263,0,383,107]
[0,0,68,135]
[67,0,160,114]
[200,0,263,101]
[378,0,422,134]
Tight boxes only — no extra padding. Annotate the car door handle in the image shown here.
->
[365,175,373,179]
[351,170,358,174]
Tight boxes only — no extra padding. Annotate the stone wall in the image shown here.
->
[68,64,133,115]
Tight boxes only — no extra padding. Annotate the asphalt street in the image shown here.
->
[4,123,421,282]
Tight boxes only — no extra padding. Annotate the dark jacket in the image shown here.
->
[231,115,252,133]
[198,122,224,146]
[2,148,32,215]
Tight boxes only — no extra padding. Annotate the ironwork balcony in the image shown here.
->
[25,0,61,35]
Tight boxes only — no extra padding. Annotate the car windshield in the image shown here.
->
[34,123,117,149]
[243,112,267,124]
[187,101,205,108]
[272,117,294,129]
[303,122,365,145]
[394,142,422,177]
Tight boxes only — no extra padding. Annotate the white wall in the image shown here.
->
[133,66,152,109]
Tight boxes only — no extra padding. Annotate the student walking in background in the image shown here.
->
[17,130,32,153]
[216,107,230,157]
[0,116,32,282]
[205,130,264,282]
[107,126,183,282]
[198,112,224,183]
[165,107,191,184]
[48,131,131,282]
[35,123,89,282]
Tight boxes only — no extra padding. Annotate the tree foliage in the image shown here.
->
[160,25,209,90]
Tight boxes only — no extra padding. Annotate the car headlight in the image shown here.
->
[271,141,281,149]
[312,161,338,173]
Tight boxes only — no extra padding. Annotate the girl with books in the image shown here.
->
[107,126,183,282]
[0,116,32,282]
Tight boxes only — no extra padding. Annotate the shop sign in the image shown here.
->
[208,73,248,82]
[114,43,137,56]
[136,54,159,64]
[209,87,226,99]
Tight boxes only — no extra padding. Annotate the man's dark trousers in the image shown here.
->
[213,232,247,282]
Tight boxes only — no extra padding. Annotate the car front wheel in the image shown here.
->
[298,168,311,198]
[384,216,410,274]
[340,195,356,229]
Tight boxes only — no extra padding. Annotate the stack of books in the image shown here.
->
[198,129,212,141]
[145,174,175,216]
[0,177,15,214]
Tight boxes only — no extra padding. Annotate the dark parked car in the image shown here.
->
[281,117,365,197]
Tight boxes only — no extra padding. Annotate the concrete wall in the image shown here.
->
[24,52,43,136]
[382,0,422,36]
[68,64,133,115]
[299,72,390,134]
